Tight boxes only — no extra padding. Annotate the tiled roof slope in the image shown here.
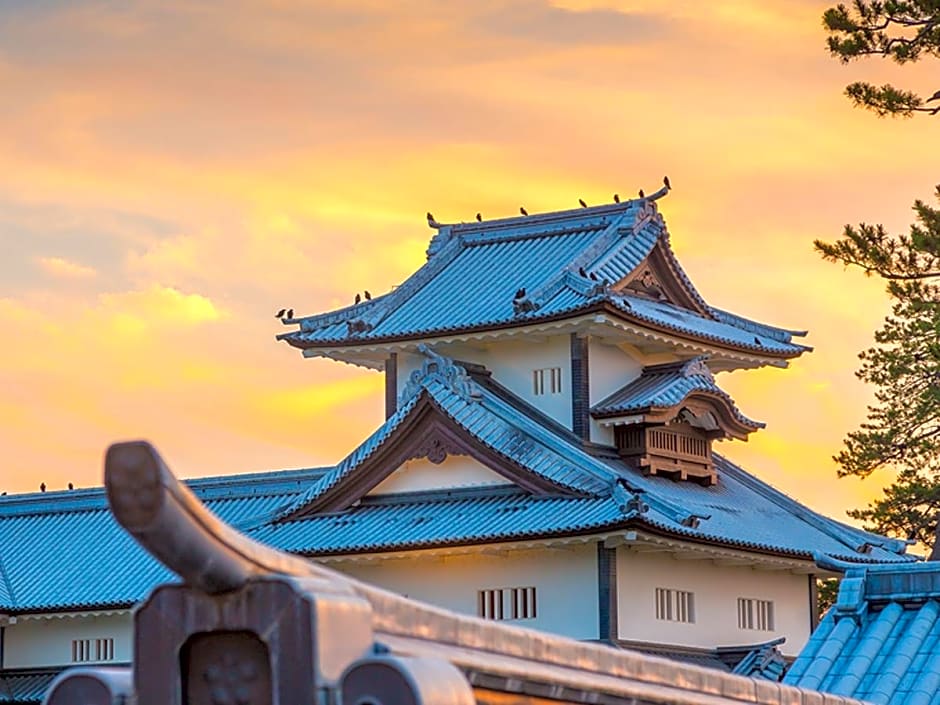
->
[785,559,940,705]
[273,349,614,518]
[0,354,911,614]
[0,467,326,613]
[591,356,763,430]
[0,669,60,704]
[278,200,808,358]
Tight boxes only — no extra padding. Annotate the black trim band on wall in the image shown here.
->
[570,334,590,441]
[597,543,618,642]
[385,353,398,420]
[808,574,820,632]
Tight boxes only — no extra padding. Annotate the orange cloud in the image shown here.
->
[0,0,937,536]
[36,256,97,280]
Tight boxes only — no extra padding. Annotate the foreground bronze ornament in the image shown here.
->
[46,440,860,705]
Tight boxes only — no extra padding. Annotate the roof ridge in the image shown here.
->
[444,200,637,233]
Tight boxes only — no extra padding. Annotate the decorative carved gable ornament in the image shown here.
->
[682,357,714,381]
[399,344,480,406]
[622,267,667,301]
[611,241,711,317]
[406,431,466,464]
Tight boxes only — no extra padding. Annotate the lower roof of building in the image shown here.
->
[0,353,913,614]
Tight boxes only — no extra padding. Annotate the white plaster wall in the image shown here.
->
[3,612,133,668]
[368,455,512,495]
[588,340,643,404]
[587,340,644,445]
[340,544,599,640]
[616,550,811,656]
[431,337,572,429]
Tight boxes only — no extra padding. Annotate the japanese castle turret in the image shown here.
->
[0,192,916,701]
[271,193,911,662]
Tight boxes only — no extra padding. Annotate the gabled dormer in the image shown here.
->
[592,357,762,486]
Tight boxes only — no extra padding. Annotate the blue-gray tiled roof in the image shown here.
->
[278,201,808,358]
[785,560,940,705]
[591,356,762,430]
[0,468,326,613]
[0,670,60,704]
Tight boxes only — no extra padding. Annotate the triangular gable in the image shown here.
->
[280,393,599,519]
[367,454,511,496]
[613,239,711,318]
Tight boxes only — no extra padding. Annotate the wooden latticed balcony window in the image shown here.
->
[614,422,716,485]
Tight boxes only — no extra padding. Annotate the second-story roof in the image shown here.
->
[0,351,912,615]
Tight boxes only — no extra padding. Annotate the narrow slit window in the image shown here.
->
[654,588,695,623]
[533,368,562,396]
[478,587,537,620]
[738,598,774,631]
[71,637,115,663]
[533,369,545,395]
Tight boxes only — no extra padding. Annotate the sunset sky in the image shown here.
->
[1,0,938,525]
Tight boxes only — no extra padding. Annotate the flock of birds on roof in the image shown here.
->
[276,178,672,320]
[427,176,671,229]
[16,482,76,494]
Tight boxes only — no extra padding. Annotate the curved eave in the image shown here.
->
[282,512,904,565]
[592,390,763,440]
[280,300,809,363]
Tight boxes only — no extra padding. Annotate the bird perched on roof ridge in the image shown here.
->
[364,291,371,300]
[476,212,482,222]
[286,308,293,319]
[275,308,286,318]
[663,175,671,190]
[578,266,587,277]
[638,189,645,198]
[578,198,587,208]
[613,193,620,203]
[426,211,441,229]
[40,482,46,492]
[519,206,528,216]
[589,272,599,281]
[68,482,74,490]
[355,293,361,304]
[514,287,526,300]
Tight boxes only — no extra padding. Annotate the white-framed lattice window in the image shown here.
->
[655,588,695,623]
[71,637,114,662]
[533,367,562,396]
[478,586,537,620]
[738,598,774,631]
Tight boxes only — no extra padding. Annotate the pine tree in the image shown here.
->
[823,1,940,117]
[817,1,940,545]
